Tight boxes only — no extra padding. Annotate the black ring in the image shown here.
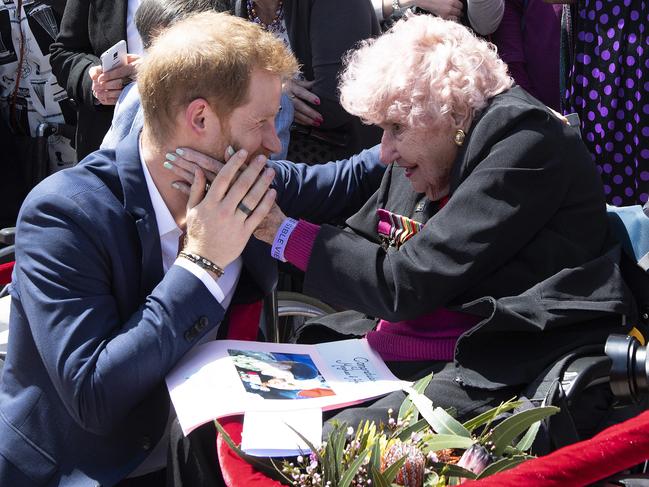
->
[237,202,252,216]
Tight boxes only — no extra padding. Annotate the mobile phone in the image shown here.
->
[100,40,127,73]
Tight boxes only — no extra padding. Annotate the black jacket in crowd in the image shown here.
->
[302,86,635,390]
[50,0,127,160]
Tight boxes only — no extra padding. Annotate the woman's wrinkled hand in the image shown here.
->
[88,54,141,106]
[252,200,287,245]
[164,146,230,192]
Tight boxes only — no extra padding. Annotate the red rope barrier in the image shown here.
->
[466,410,649,487]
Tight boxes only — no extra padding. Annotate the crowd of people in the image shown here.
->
[0,1,647,486]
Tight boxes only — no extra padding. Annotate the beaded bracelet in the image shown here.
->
[178,251,225,278]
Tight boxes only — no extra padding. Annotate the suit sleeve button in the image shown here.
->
[141,436,152,450]
[197,316,208,330]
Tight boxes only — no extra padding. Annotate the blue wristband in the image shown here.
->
[271,218,299,262]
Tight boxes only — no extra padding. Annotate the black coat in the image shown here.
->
[50,0,128,160]
[304,87,635,389]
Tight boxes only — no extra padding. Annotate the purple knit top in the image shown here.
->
[284,220,480,362]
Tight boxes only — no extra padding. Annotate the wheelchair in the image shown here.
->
[1,177,648,484]
[248,204,649,484]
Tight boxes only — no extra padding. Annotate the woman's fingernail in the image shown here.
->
[227,146,235,157]
[175,148,185,156]
[314,98,320,105]
[313,121,321,127]
[163,161,174,170]
[165,153,177,161]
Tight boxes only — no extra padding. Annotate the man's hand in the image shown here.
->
[183,152,276,271]
[88,54,141,106]
[167,146,287,248]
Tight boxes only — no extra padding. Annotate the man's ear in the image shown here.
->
[184,98,221,136]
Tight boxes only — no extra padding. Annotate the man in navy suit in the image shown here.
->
[0,13,295,487]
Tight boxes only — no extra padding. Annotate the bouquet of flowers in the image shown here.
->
[215,374,558,487]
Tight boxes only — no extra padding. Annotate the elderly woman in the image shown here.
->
[173,15,632,421]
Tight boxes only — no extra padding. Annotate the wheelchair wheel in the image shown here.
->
[275,292,336,343]
[276,291,336,318]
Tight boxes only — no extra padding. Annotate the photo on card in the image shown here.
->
[228,349,335,400]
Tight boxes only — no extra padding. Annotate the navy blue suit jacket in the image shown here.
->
[0,129,384,486]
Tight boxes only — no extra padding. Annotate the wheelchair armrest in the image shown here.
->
[0,227,15,246]
[263,291,337,344]
[562,355,611,402]
[276,291,336,318]
[36,122,76,141]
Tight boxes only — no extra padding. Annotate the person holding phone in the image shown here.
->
[50,0,144,159]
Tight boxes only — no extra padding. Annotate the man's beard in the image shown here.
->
[219,122,273,164]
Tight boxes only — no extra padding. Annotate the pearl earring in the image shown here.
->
[453,129,465,147]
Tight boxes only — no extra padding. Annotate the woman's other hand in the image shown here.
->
[286,78,324,127]
[89,54,141,106]
[165,145,246,193]
[253,200,287,245]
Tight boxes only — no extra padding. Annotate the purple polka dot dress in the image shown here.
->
[564,0,649,206]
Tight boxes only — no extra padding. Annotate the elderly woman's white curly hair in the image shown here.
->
[339,14,513,130]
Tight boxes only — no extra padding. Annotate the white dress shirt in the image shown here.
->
[139,145,242,308]
[126,0,144,55]
[129,141,243,477]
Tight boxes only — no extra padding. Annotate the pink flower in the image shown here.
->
[381,441,425,487]
[456,444,492,481]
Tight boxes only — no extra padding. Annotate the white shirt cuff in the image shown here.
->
[173,257,226,303]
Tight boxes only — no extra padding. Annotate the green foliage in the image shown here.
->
[398,374,433,422]
[486,406,559,456]
[381,455,408,484]
[430,462,478,480]
[236,373,562,487]
[476,455,532,479]
[419,434,475,453]
[395,418,430,442]
[462,399,522,433]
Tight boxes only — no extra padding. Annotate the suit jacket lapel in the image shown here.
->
[114,130,164,299]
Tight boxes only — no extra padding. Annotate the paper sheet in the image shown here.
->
[241,408,322,457]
